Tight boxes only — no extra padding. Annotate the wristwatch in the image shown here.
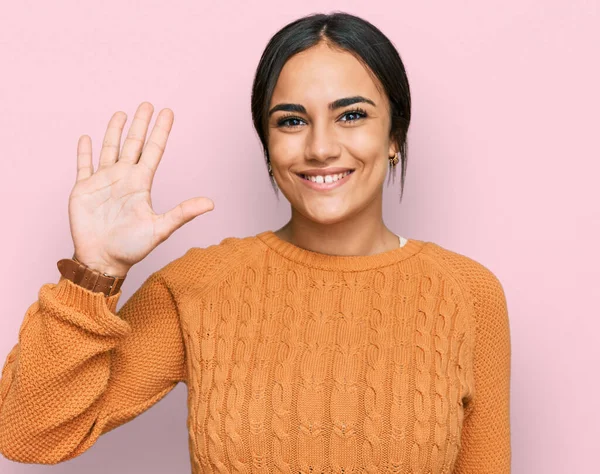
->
[57,254,126,297]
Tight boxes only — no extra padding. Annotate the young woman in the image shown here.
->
[0,12,511,474]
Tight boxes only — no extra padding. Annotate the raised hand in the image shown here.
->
[68,102,214,277]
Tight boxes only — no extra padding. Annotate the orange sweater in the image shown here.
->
[0,231,511,473]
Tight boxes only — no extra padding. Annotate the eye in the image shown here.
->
[275,107,368,129]
[276,114,306,128]
[339,108,368,123]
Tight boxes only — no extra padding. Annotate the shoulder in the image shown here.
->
[154,234,267,296]
[419,241,509,328]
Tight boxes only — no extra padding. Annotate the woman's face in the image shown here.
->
[267,42,396,225]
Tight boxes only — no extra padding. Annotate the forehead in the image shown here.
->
[270,43,384,107]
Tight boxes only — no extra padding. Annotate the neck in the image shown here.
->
[275,195,400,257]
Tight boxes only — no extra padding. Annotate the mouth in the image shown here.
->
[295,169,355,191]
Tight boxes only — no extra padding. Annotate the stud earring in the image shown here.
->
[389,152,400,166]
[267,161,273,176]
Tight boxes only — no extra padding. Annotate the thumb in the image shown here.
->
[154,197,215,242]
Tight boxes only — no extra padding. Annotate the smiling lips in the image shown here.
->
[296,169,355,191]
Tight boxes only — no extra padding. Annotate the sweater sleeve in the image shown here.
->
[0,270,187,464]
[452,259,512,473]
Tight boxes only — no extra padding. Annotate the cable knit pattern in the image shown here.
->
[0,231,511,473]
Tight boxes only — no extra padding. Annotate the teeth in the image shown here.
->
[303,170,352,183]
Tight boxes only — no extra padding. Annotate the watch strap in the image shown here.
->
[57,254,126,297]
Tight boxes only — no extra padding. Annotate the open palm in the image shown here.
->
[68,102,214,276]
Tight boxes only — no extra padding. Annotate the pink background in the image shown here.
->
[1,0,598,472]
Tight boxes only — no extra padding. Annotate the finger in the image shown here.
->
[119,102,154,164]
[138,108,174,179]
[76,135,94,181]
[153,197,215,243]
[98,111,128,169]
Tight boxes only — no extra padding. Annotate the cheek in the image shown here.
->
[268,133,304,166]
[345,127,388,164]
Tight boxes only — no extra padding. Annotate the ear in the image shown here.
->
[388,138,398,158]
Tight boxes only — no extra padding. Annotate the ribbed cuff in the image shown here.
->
[46,278,131,337]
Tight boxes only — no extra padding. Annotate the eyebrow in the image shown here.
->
[268,95,376,117]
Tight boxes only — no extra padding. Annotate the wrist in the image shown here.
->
[72,253,130,278]
[58,255,127,296]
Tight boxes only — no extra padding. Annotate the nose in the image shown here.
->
[304,118,341,163]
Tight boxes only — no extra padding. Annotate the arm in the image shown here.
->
[453,262,512,473]
[0,270,186,464]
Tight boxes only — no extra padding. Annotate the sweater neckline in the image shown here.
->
[256,230,427,271]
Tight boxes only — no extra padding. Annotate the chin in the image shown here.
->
[298,203,355,226]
